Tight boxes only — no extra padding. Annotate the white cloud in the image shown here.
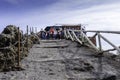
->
[4,0,23,4]
[1,1,120,33]
[0,0,120,53]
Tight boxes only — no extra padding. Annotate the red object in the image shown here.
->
[50,27,54,34]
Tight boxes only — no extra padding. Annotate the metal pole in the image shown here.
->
[18,27,20,67]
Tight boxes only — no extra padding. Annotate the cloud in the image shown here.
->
[4,0,23,4]
[1,0,120,33]
[0,0,120,53]
[44,0,120,11]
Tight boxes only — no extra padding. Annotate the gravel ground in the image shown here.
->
[0,40,119,80]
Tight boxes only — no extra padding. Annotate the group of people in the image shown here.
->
[39,27,64,40]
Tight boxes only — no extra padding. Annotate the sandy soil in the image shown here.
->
[0,40,119,80]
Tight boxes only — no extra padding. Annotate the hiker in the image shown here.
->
[40,29,46,39]
[56,30,61,39]
[54,29,57,39]
[46,31,50,39]
[49,27,54,39]
[61,30,64,39]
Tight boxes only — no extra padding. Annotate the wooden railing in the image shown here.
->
[64,29,120,55]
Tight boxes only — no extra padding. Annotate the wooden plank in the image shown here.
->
[71,31,82,44]
[82,32,99,51]
[64,30,68,39]
[35,44,68,48]
[67,30,74,41]
[27,57,83,62]
[86,30,120,34]
[40,40,62,43]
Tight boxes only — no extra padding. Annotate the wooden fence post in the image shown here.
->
[17,27,20,68]
[27,25,29,52]
[30,27,31,34]
[32,27,34,33]
[98,33,102,51]
[35,27,37,33]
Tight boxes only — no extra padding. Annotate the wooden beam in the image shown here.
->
[98,33,102,51]
[71,31,82,44]
[67,30,74,41]
[64,30,68,39]
[86,30,120,34]
[101,46,120,53]
[82,32,99,51]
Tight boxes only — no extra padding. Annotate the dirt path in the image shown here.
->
[0,40,119,80]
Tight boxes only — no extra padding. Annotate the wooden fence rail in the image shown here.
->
[64,29,120,55]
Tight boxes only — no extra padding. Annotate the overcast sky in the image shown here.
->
[0,0,120,32]
[0,0,120,53]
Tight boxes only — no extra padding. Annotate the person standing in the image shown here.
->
[49,27,54,39]
[46,31,50,39]
[54,29,57,39]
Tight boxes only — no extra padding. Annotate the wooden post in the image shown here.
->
[30,27,31,34]
[32,27,34,33]
[35,27,37,33]
[81,31,84,44]
[18,27,20,67]
[21,30,23,56]
[27,25,29,52]
[71,31,82,44]
[30,27,32,34]
[97,32,103,80]
[98,33,102,51]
